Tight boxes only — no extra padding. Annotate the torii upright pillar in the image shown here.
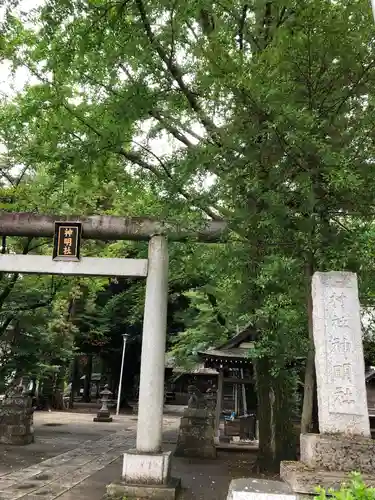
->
[136,235,168,453]
[109,235,179,498]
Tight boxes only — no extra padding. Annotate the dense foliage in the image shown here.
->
[0,0,375,468]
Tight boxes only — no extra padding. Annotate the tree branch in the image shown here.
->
[117,148,224,221]
[10,298,54,313]
[134,0,222,143]
[0,158,29,188]
[0,315,14,336]
[331,217,352,232]
[0,237,33,302]
[0,297,54,337]
[168,0,178,67]
[238,4,248,51]
[0,167,15,186]
[85,70,195,148]
[276,7,287,27]
[15,165,29,187]
[206,291,227,327]
[84,0,131,35]
[21,62,225,221]
[58,99,225,220]
[326,60,375,120]
[150,109,194,147]
[185,20,200,43]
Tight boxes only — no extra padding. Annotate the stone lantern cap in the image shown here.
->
[100,385,112,397]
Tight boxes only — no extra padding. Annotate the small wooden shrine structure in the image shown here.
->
[198,325,257,443]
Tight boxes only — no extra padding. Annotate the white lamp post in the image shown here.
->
[371,0,375,21]
[116,333,129,416]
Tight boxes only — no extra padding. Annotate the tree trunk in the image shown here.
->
[41,376,54,410]
[274,369,298,464]
[54,367,66,410]
[301,260,315,434]
[301,346,315,433]
[256,357,274,471]
[83,355,93,402]
[70,357,80,408]
[255,357,297,472]
[312,372,319,433]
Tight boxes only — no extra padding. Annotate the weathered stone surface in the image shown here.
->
[186,385,217,411]
[312,272,370,436]
[227,478,308,499]
[300,433,375,472]
[93,385,113,423]
[0,433,34,445]
[122,450,171,485]
[280,461,375,495]
[5,396,28,406]
[0,394,34,445]
[182,408,215,419]
[0,427,132,499]
[107,477,180,499]
[0,412,31,425]
[174,408,216,459]
[278,273,373,497]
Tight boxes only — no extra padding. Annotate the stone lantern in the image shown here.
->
[93,385,113,422]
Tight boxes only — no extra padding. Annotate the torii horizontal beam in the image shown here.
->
[0,254,148,277]
[0,212,227,242]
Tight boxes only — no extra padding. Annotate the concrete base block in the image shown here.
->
[300,433,375,472]
[122,450,171,485]
[280,460,375,495]
[227,478,309,499]
[107,477,180,499]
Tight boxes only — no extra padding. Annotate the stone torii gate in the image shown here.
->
[0,212,226,498]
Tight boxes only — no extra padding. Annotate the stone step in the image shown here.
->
[280,461,375,495]
[227,477,308,499]
[0,430,133,500]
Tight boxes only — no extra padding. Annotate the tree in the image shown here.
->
[170,289,228,368]
[2,0,375,469]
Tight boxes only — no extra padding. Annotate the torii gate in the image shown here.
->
[0,212,226,498]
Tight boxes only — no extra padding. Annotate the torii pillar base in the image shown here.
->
[107,450,180,499]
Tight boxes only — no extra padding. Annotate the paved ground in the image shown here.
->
[0,410,270,500]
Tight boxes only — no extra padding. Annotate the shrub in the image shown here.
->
[315,473,375,499]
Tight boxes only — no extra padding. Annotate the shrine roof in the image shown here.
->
[197,348,253,366]
[165,354,218,375]
[197,323,256,363]
[218,324,257,350]
[198,348,251,359]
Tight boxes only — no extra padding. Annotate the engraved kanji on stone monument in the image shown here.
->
[312,272,370,436]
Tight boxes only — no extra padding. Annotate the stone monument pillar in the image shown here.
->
[107,236,180,499]
[281,272,375,494]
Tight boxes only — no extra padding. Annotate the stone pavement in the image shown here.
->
[0,410,271,500]
[0,430,130,499]
[0,411,179,500]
